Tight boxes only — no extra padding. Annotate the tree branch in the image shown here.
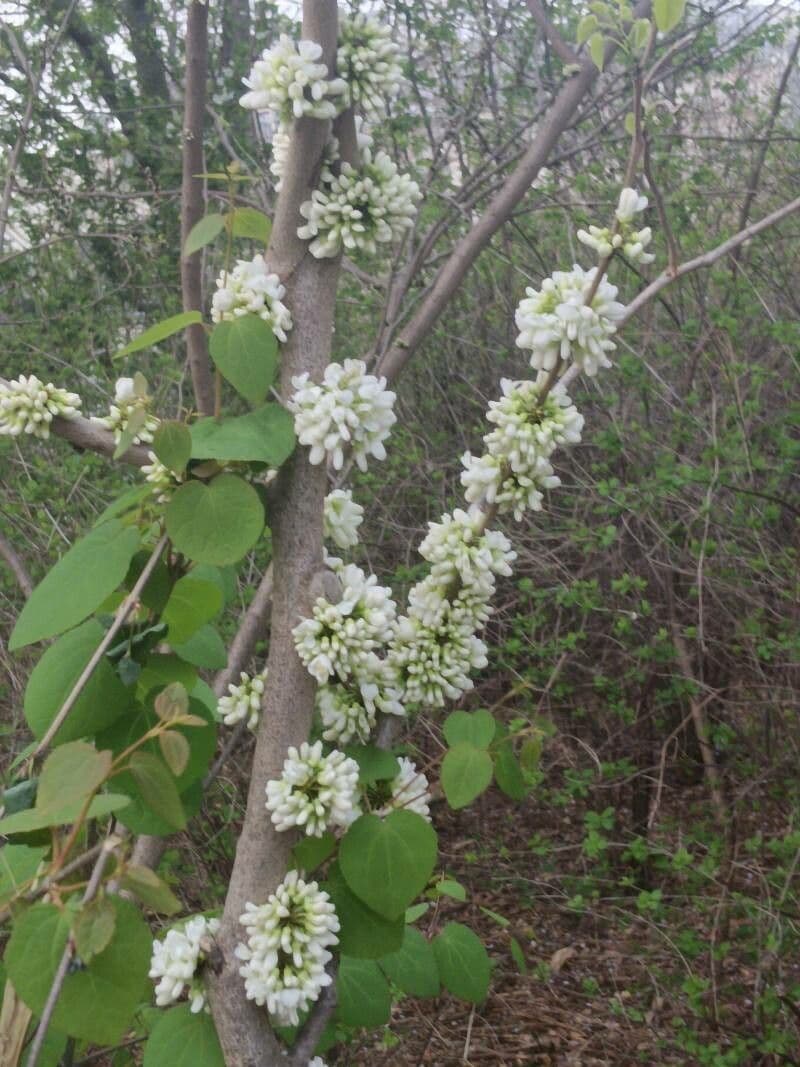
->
[181,1,215,415]
[621,194,800,325]
[524,0,579,67]
[0,532,33,597]
[205,4,352,1063]
[376,1,653,383]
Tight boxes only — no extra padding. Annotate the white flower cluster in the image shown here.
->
[460,379,583,521]
[317,665,405,745]
[337,13,403,108]
[271,116,373,193]
[293,559,397,685]
[142,452,183,504]
[289,358,396,471]
[211,255,293,343]
[298,147,420,259]
[323,489,364,549]
[236,871,339,1026]
[265,740,360,837]
[515,264,625,376]
[578,187,654,265]
[380,756,431,821]
[92,376,159,446]
[217,668,268,731]
[418,507,516,595]
[149,915,220,1014]
[240,35,346,121]
[0,375,81,440]
[389,607,489,708]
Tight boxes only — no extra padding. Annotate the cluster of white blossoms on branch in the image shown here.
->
[298,147,420,259]
[211,255,293,343]
[240,35,346,121]
[265,741,360,837]
[317,664,404,745]
[460,378,583,521]
[515,264,625,377]
[149,915,220,1013]
[323,488,364,549]
[380,756,432,821]
[293,558,397,685]
[142,452,184,504]
[578,186,654,265]
[289,358,396,471]
[337,13,403,107]
[92,376,159,445]
[217,667,268,731]
[236,871,339,1026]
[0,375,81,440]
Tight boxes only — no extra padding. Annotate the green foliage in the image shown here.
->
[326,862,405,959]
[10,520,140,649]
[183,214,226,256]
[188,405,295,465]
[209,316,278,406]
[432,923,491,1003]
[115,311,204,357]
[379,925,440,998]
[153,422,193,473]
[162,577,223,646]
[441,743,494,809]
[143,1005,225,1067]
[24,620,132,744]
[165,474,265,565]
[335,957,392,1028]
[7,898,151,1045]
[442,709,496,749]
[339,811,438,920]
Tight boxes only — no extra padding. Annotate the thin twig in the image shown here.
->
[0,532,33,596]
[25,832,118,1067]
[33,534,169,756]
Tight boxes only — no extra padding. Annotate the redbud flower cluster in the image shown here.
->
[0,375,81,440]
[239,35,346,121]
[337,13,403,108]
[289,359,396,471]
[236,872,339,1026]
[149,915,220,1013]
[578,187,654,264]
[265,741,360,837]
[92,376,159,445]
[211,255,293,343]
[217,668,269,731]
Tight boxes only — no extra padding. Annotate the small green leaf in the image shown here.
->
[433,877,467,902]
[38,742,111,814]
[326,863,404,959]
[441,743,494,809]
[654,0,686,33]
[166,474,265,566]
[291,831,337,874]
[24,619,132,744]
[227,207,272,244]
[0,794,129,836]
[143,1004,225,1067]
[432,923,491,1003]
[119,864,182,915]
[209,316,278,406]
[159,731,190,776]
[173,625,227,669]
[189,405,295,466]
[588,31,605,70]
[162,577,223,646]
[137,655,197,701]
[339,811,438,920]
[493,741,528,801]
[7,899,151,1045]
[113,406,148,459]
[509,936,528,975]
[10,520,140,649]
[153,422,192,473]
[115,311,203,358]
[183,213,226,256]
[379,925,440,998]
[336,957,391,1028]
[344,745,399,785]
[577,13,598,44]
[442,709,496,750]
[128,752,186,830]
[154,683,190,722]
[73,897,116,961]
[0,845,48,907]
